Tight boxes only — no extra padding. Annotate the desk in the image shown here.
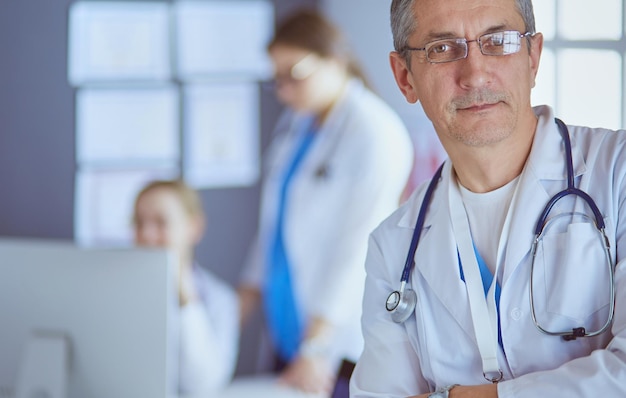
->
[217,375,326,398]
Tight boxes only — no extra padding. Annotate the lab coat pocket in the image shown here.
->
[536,220,611,323]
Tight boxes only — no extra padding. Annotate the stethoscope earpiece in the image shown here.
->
[386,288,417,323]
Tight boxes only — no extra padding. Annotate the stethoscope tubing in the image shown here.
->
[533,119,605,234]
[391,118,616,341]
[528,118,615,339]
[400,163,444,284]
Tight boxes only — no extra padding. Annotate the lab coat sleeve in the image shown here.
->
[178,302,227,394]
[178,273,240,395]
[239,234,265,289]
[350,234,430,398]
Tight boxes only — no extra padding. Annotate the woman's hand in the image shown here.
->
[278,355,335,394]
[237,285,261,326]
[177,264,198,307]
[277,317,336,393]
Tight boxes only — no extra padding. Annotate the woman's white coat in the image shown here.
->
[243,79,414,365]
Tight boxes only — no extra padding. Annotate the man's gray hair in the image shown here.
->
[390,0,536,62]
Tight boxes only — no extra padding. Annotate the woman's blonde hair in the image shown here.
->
[134,179,205,220]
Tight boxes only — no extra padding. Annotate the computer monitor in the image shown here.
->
[0,238,177,398]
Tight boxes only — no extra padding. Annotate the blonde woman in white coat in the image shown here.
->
[133,180,239,395]
[238,9,414,395]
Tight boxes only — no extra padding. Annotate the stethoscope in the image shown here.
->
[315,163,330,179]
[386,119,616,342]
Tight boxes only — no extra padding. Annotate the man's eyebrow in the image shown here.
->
[421,24,510,42]
[422,31,458,42]
[482,24,510,34]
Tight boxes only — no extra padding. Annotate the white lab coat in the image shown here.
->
[351,105,626,397]
[178,265,239,395]
[242,79,413,367]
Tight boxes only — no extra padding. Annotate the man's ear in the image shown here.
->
[528,32,544,88]
[390,51,419,104]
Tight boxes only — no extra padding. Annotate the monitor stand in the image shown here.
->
[16,332,69,398]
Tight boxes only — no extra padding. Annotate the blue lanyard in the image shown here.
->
[458,245,503,349]
[264,118,317,361]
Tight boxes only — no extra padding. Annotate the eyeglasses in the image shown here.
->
[270,53,320,89]
[405,30,533,64]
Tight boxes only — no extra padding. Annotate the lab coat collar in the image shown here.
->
[501,105,587,283]
[397,161,449,229]
[397,105,586,231]
[527,105,587,181]
[290,78,365,139]
[395,106,589,327]
[292,78,365,176]
[320,78,365,131]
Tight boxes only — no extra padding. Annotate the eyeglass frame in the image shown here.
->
[403,30,534,64]
[269,53,321,89]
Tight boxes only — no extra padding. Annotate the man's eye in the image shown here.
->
[488,35,504,46]
[430,43,451,54]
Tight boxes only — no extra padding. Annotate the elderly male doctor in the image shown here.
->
[350,0,626,397]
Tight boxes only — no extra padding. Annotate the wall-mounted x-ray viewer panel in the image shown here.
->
[76,86,180,165]
[183,82,260,188]
[174,0,274,80]
[75,166,179,247]
[68,1,171,85]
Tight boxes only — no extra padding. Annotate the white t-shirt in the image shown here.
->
[459,176,519,274]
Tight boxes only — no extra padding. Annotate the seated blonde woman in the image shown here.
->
[133,179,239,394]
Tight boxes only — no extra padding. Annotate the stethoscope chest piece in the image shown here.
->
[386,288,417,323]
[386,163,445,324]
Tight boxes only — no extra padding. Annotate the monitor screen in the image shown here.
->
[0,238,177,398]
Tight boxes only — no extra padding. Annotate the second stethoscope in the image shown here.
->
[386,118,616,341]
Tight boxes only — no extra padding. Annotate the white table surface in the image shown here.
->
[215,375,326,398]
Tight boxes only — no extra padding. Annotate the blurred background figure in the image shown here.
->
[133,180,239,395]
[237,8,414,395]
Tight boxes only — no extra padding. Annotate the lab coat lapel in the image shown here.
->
[502,108,585,283]
[500,157,551,284]
[401,162,476,339]
[258,112,302,243]
[395,107,589,338]
[295,80,357,177]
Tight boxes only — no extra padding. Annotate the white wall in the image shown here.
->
[321,0,446,187]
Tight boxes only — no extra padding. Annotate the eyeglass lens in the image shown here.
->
[425,31,525,63]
